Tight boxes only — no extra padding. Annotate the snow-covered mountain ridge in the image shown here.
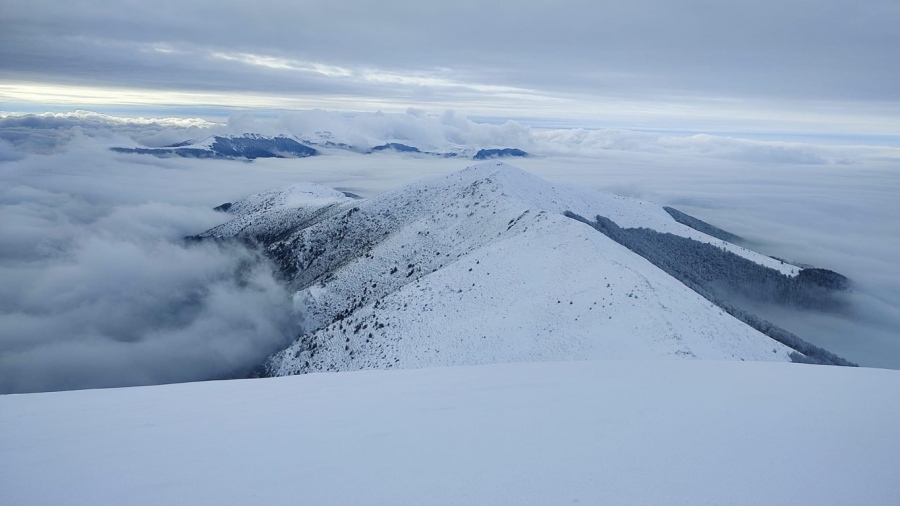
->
[111,134,319,159]
[109,132,531,160]
[199,183,355,242]
[198,162,852,373]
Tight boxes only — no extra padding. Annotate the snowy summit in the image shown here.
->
[198,162,851,374]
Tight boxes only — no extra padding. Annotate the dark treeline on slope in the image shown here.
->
[573,213,849,310]
[662,207,851,292]
[663,207,744,244]
[564,211,856,366]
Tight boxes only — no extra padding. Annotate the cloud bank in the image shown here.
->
[4,109,893,165]
[0,137,302,393]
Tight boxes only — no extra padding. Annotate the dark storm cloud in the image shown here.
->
[2,1,898,127]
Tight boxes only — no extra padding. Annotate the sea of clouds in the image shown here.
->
[1,109,898,393]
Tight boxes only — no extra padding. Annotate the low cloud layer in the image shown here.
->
[0,135,303,393]
[1,237,293,393]
[4,109,893,165]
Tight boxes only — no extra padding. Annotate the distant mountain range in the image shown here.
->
[110,134,530,160]
[111,134,319,159]
[193,162,853,376]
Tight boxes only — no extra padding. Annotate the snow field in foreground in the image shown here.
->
[2,360,898,506]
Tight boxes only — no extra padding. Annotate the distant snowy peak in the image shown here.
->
[111,134,318,160]
[362,144,530,160]
[217,130,532,159]
[197,163,852,374]
[473,148,529,159]
[222,183,350,216]
[111,131,531,160]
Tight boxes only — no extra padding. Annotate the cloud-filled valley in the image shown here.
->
[1,110,899,393]
[0,136,303,393]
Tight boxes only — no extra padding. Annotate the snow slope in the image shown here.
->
[2,360,898,506]
[199,183,353,242]
[192,162,819,374]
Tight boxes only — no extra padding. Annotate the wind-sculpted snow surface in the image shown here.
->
[3,361,898,506]
[198,162,839,374]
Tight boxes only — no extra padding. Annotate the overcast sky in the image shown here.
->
[2,0,899,135]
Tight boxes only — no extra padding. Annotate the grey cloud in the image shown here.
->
[0,137,305,394]
[0,235,294,393]
[0,139,22,161]
[0,111,222,154]
[2,0,898,121]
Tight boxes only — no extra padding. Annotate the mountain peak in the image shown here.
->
[111,134,318,160]
[193,163,860,374]
[460,160,532,177]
